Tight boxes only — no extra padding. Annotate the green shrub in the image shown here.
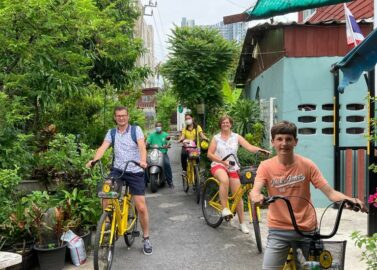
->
[351,231,377,270]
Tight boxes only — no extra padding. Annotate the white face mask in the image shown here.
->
[185,119,193,125]
[155,127,162,133]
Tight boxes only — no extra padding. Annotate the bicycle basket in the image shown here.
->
[318,241,346,270]
[187,147,201,159]
[97,179,119,199]
[239,166,257,184]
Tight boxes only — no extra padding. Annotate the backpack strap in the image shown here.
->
[130,125,138,145]
[110,128,116,167]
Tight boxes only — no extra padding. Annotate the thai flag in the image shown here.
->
[344,4,364,48]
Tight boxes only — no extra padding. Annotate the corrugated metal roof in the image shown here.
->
[234,20,373,85]
[308,0,373,22]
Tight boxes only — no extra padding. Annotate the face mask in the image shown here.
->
[185,119,192,125]
[155,127,162,133]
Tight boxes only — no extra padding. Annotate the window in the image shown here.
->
[298,128,316,135]
[346,116,364,122]
[142,95,153,102]
[322,104,334,111]
[322,116,334,122]
[322,128,333,135]
[298,116,316,123]
[298,104,316,111]
[346,104,364,110]
[346,128,364,134]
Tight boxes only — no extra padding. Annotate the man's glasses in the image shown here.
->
[115,115,128,118]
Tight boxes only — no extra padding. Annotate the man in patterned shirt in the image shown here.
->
[87,106,153,255]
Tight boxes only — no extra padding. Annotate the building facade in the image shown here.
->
[235,21,373,206]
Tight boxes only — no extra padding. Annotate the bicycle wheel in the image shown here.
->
[251,201,263,253]
[94,211,116,270]
[124,200,138,247]
[194,165,201,204]
[201,178,223,228]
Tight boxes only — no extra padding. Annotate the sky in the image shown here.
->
[141,0,297,64]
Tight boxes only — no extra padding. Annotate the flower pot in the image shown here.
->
[7,242,37,270]
[34,242,67,270]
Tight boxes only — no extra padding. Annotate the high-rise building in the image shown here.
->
[134,0,155,88]
[207,21,247,43]
[181,17,196,27]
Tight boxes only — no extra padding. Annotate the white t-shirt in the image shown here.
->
[210,132,240,171]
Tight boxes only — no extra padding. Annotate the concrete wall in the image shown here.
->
[245,57,368,206]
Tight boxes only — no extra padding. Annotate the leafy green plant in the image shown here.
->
[228,99,262,136]
[351,231,377,270]
[161,26,237,115]
[58,188,101,230]
[156,88,177,130]
[36,133,95,190]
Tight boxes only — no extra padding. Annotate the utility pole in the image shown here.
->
[143,0,157,16]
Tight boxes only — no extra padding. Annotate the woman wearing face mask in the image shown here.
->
[178,111,209,174]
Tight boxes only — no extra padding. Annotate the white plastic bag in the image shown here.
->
[61,230,87,266]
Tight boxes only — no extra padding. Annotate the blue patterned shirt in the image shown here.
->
[104,125,144,173]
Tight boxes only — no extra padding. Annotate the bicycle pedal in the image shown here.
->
[131,231,140,237]
[224,215,233,222]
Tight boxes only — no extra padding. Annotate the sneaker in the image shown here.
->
[143,237,153,255]
[168,183,175,189]
[182,171,187,177]
[221,208,233,218]
[240,223,250,234]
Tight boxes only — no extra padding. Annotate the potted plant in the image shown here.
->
[22,190,76,270]
[58,188,101,251]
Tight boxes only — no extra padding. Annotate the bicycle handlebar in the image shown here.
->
[90,160,143,180]
[263,195,361,240]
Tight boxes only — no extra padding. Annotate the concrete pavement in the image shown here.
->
[62,141,368,270]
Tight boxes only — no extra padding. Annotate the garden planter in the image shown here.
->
[8,242,37,270]
[34,242,67,270]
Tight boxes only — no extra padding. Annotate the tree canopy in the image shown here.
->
[161,26,237,115]
[0,0,149,143]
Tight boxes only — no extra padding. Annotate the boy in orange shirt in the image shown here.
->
[251,120,366,270]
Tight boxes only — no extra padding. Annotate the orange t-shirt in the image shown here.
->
[255,154,328,231]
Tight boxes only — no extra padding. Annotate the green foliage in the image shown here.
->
[58,188,101,229]
[0,0,148,149]
[222,80,242,110]
[0,93,35,176]
[229,99,263,137]
[36,133,95,189]
[161,26,237,115]
[244,122,265,147]
[351,231,377,269]
[156,88,177,130]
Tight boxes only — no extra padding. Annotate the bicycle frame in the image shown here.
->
[265,196,361,270]
[186,158,198,186]
[206,177,257,221]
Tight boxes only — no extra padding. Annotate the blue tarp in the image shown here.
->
[334,28,377,93]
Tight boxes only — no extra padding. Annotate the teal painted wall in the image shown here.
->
[246,57,368,207]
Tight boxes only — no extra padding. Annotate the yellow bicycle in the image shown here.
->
[264,195,362,269]
[201,153,263,253]
[182,140,202,204]
[91,160,140,270]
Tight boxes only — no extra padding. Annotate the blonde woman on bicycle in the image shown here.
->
[207,115,269,234]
